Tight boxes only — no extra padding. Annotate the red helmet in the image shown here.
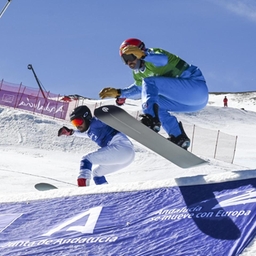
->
[119,38,145,56]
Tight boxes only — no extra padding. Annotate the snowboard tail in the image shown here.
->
[94,105,206,169]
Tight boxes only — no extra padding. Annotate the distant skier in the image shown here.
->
[99,38,209,150]
[223,96,228,107]
[58,105,135,187]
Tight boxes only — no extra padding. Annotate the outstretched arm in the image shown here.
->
[99,84,141,100]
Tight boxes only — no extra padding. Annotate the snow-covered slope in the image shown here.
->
[0,92,255,255]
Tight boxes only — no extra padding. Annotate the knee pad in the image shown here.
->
[80,158,92,170]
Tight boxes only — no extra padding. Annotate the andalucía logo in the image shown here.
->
[151,188,256,222]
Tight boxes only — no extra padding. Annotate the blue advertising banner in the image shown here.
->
[0,178,256,256]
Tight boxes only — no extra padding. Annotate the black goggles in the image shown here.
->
[121,54,137,64]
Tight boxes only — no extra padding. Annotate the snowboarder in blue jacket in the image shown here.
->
[58,105,135,187]
[99,38,209,150]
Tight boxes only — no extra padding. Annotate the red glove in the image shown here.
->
[116,97,126,106]
[58,126,74,136]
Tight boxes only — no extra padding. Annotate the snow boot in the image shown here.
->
[140,104,161,132]
[168,122,190,150]
[77,178,90,187]
[93,176,108,185]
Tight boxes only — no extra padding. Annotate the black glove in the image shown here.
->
[116,97,126,106]
[58,126,74,136]
[139,114,161,133]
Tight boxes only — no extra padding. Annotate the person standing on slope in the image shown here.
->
[223,96,228,107]
[99,38,209,150]
[58,105,135,187]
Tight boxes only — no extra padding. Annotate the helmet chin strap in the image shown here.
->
[134,59,146,72]
[79,118,91,133]
[134,59,142,70]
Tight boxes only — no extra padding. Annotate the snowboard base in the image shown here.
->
[35,183,58,191]
[94,105,207,168]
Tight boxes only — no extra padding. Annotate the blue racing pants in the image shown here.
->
[141,65,208,136]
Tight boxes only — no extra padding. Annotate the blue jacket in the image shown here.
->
[73,117,119,147]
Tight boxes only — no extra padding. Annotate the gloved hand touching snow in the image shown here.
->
[58,126,74,136]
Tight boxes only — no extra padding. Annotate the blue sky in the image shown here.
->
[0,0,256,99]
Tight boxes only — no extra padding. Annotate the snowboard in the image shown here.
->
[94,105,207,169]
[35,183,58,191]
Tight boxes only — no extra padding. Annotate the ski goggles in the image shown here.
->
[121,54,137,64]
[71,117,84,127]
